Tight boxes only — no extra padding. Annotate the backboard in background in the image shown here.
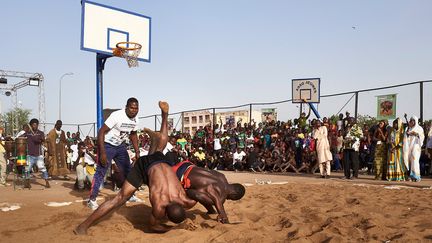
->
[292,78,320,103]
[80,0,151,62]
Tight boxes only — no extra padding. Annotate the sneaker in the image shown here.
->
[128,195,143,203]
[87,199,99,210]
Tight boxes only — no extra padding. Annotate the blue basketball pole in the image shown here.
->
[96,54,110,131]
[306,102,321,119]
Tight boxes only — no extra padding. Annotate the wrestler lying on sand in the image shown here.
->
[74,101,195,234]
[172,160,245,223]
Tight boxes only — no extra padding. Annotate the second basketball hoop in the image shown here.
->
[113,42,142,68]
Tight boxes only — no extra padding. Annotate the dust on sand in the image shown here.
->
[1,172,432,242]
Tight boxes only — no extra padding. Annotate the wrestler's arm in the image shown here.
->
[149,194,172,233]
[129,131,140,164]
[186,189,216,214]
[205,184,229,223]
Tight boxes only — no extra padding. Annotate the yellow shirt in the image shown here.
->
[193,151,205,161]
[0,141,5,153]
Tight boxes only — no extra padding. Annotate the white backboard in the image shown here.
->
[80,1,151,62]
[292,78,320,103]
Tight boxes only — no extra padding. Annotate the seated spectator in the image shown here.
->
[232,147,246,171]
[74,142,96,191]
[193,147,206,167]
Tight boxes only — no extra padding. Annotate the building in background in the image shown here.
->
[182,109,274,136]
[182,110,212,135]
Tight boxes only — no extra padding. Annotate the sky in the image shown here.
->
[1,0,432,134]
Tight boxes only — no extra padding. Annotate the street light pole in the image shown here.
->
[59,72,73,120]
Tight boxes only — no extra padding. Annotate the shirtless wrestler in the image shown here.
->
[172,160,246,223]
[74,101,195,234]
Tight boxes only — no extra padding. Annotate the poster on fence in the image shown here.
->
[376,94,397,120]
[261,108,277,123]
[168,118,174,131]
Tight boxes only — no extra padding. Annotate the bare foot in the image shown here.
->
[73,226,87,235]
[158,101,169,113]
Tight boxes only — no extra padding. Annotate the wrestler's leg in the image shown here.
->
[143,101,169,154]
[74,181,136,235]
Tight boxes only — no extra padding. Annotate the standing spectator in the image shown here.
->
[403,116,424,182]
[88,97,140,210]
[176,134,187,151]
[25,118,50,188]
[336,113,344,131]
[387,118,406,181]
[298,109,311,130]
[312,120,333,178]
[0,127,8,186]
[213,133,222,157]
[46,120,70,178]
[426,124,432,174]
[342,118,363,179]
[66,131,74,144]
[373,120,388,180]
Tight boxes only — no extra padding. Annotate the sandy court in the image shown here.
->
[1,171,432,243]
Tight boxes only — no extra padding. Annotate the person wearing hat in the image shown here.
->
[193,147,206,167]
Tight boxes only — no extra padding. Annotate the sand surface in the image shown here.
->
[1,172,432,243]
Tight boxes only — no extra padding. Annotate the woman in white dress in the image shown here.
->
[403,116,424,182]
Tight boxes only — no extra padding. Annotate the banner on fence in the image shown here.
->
[376,94,397,120]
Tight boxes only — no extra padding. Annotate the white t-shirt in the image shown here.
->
[83,153,96,165]
[163,142,174,155]
[233,151,246,164]
[71,144,78,161]
[104,109,139,146]
[214,138,222,151]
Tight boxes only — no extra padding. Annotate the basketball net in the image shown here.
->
[114,42,142,68]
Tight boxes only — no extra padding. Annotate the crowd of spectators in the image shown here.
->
[1,110,431,189]
[136,112,432,182]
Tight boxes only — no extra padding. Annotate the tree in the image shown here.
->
[1,107,31,136]
[356,114,378,128]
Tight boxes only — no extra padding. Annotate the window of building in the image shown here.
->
[192,116,197,124]
[199,115,203,123]
[205,115,210,123]
[184,117,190,125]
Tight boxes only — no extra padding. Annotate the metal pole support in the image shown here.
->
[354,92,359,120]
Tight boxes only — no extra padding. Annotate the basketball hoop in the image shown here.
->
[113,42,142,68]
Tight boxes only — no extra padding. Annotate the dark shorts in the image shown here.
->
[126,152,173,189]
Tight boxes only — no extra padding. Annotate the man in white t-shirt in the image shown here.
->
[88,97,140,210]
[232,148,246,171]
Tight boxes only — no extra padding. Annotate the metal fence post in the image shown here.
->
[420,82,424,123]
[212,108,216,132]
[249,104,252,125]
[154,115,157,131]
[181,112,184,133]
[354,92,359,120]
